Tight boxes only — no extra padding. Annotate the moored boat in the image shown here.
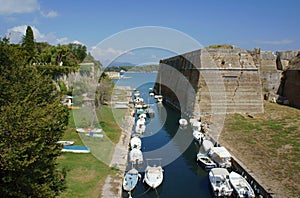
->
[229,171,255,198]
[197,152,216,169]
[209,168,233,197]
[122,168,141,192]
[57,140,74,146]
[129,148,143,164]
[143,165,164,189]
[130,136,142,150]
[179,118,188,126]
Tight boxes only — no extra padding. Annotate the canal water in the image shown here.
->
[115,72,212,198]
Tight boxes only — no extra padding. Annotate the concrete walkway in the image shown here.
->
[101,114,134,198]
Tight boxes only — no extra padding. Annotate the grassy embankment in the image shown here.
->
[221,101,300,197]
[57,105,127,197]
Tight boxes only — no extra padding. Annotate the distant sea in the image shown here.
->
[114,72,158,89]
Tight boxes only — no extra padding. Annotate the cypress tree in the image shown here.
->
[22,26,35,63]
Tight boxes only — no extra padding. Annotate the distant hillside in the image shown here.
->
[108,61,135,67]
[104,64,158,72]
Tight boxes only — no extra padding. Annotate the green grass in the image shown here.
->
[57,104,126,197]
[221,101,300,196]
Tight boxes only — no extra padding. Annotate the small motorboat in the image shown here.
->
[130,136,142,150]
[143,165,164,189]
[196,152,216,169]
[129,148,143,164]
[57,140,74,146]
[193,130,205,143]
[145,108,155,118]
[154,95,163,103]
[61,145,90,153]
[209,168,233,197]
[85,132,104,138]
[179,118,188,126]
[149,92,154,97]
[208,146,232,169]
[135,118,146,134]
[201,139,214,153]
[76,128,102,133]
[229,171,255,198]
[122,168,141,192]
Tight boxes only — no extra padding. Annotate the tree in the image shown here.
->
[0,38,68,197]
[22,26,35,63]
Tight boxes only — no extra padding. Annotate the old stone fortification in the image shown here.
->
[155,48,300,115]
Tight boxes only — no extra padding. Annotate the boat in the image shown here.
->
[145,108,155,118]
[209,168,233,197]
[229,171,255,198]
[155,95,163,103]
[129,148,143,164]
[193,130,205,144]
[149,92,154,97]
[192,121,201,131]
[196,152,216,169]
[143,165,164,189]
[57,140,74,146]
[61,145,90,153]
[133,91,140,97]
[122,168,141,192]
[179,118,188,126]
[130,136,142,150]
[208,146,232,168]
[76,128,102,133]
[135,118,146,134]
[85,132,104,138]
[139,113,147,119]
[201,139,214,153]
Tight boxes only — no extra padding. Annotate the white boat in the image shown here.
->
[85,132,104,138]
[209,168,233,197]
[134,91,140,97]
[201,139,214,153]
[208,146,232,168]
[192,121,201,131]
[193,130,205,143]
[130,136,142,150]
[179,118,188,126]
[145,108,155,118]
[149,92,154,97]
[135,118,146,134]
[122,168,141,192]
[129,148,143,164]
[143,165,164,189]
[57,140,74,146]
[156,95,163,103]
[76,128,102,133]
[139,113,147,119]
[197,152,216,169]
[229,171,255,198]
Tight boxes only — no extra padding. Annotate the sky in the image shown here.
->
[0,0,299,66]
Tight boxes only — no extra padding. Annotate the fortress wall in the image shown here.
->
[155,48,264,116]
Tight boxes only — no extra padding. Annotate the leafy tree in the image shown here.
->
[67,43,87,62]
[22,26,35,63]
[0,38,68,197]
[95,72,114,106]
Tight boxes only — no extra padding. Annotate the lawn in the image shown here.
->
[220,101,300,197]
[57,104,127,197]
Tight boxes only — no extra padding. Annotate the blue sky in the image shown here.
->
[0,0,299,65]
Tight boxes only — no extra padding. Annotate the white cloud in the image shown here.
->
[40,10,58,18]
[0,0,39,15]
[90,47,135,67]
[256,39,294,45]
[6,25,83,46]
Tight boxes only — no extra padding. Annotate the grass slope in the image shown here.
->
[221,101,300,197]
[58,105,126,197]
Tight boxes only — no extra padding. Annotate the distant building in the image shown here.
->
[104,71,120,79]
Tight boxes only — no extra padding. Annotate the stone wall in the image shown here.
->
[155,48,264,116]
